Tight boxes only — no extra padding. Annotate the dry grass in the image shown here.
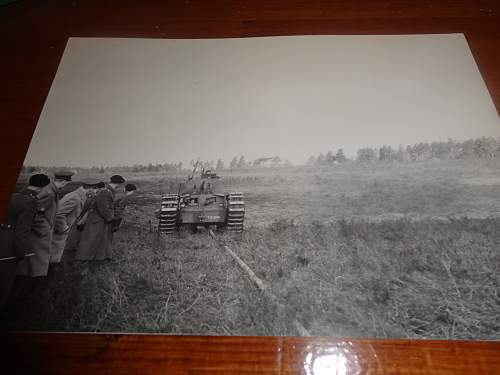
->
[5,158,500,338]
[6,217,500,338]
[5,224,289,335]
[226,217,500,339]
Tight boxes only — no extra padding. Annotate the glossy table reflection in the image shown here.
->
[1,0,500,374]
[2,333,500,374]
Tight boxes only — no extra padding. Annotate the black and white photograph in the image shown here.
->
[1,34,499,339]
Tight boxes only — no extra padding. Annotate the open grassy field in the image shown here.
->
[5,159,500,338]
[126,157,500,226]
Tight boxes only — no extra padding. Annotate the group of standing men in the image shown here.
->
[0,172,137,311]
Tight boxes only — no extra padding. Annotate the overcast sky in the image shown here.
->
[24,35,499,167]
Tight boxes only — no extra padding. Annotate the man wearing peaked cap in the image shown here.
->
[18,171,72,277]
[77,175,125,261]
[82,178,101,188]
[50,178,100,263]
[1,174,50,309]
[54,171,74,181]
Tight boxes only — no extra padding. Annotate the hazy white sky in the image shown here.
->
[25,35,499,167]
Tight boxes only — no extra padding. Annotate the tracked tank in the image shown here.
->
[157,165,245,234]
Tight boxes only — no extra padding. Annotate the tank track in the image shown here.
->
[226,192,245,232]
[158,194,179,234]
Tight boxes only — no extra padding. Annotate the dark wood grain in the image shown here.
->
[1,1,499,373]
[2,332,500,374]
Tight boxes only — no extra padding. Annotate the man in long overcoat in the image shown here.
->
[65,181,104,251]
[0,174,50,309]
[17,171,72,277]
[76,175,125,261]
[111,183,137,232]
[50,179,99,263]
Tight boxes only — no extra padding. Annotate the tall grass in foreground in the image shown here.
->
[4,225,288,335]
[6,159,500,337]
[227,217,500,338]
[5,217,499,339]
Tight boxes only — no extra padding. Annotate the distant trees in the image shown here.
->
[335,149,346,163]
[316,153,326,165]
[23,136,500,174]
[305,136,500,166]
[224,155,292,169]
[396,145,408,162]
[307,149,348,166]
[238,156,247,169]
[378,146,395,161]
[408,143,432,161]
[325,151,335,164]
[120,155,296,173]
[473,137,497,158]
[106,162,184,173]
[430,140,454,159]
[229,157,238,170]
[357,148,377,163]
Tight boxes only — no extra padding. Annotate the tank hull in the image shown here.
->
[157,178,245,233]
[179,206,227,225]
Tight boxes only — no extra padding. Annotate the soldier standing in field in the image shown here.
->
[0,174,50,310]
[17,171,73,278]
[76,175,125,261]
[50,178,100,263]
[64,181,104,252]
[111,183,137,233]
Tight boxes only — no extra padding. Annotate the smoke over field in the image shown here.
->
[5,158,500,338]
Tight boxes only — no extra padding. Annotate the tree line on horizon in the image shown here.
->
[21,156,292,175]
[21,136,500,174]
[307,136,500,165]
[191,156,293,171]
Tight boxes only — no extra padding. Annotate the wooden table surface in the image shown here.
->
[1,1,499,374]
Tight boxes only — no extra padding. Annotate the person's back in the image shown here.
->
[1,173,50,309]
[1,189,37,260]
[51,184,93,263]
[76,175,125,261]
[64,189,98,251]
[111,183,136,232]
[17,173,67,278]
[35,182,59,229]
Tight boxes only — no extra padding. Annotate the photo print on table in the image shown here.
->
[1,35,499,338]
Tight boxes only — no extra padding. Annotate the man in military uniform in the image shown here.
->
[0,174,50,310]
[111,183,137,233]
[64,180,103,252]
[76,175,125,261]
[17,171,73,277]
[95,181,105,191]
[50,178,100,263]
